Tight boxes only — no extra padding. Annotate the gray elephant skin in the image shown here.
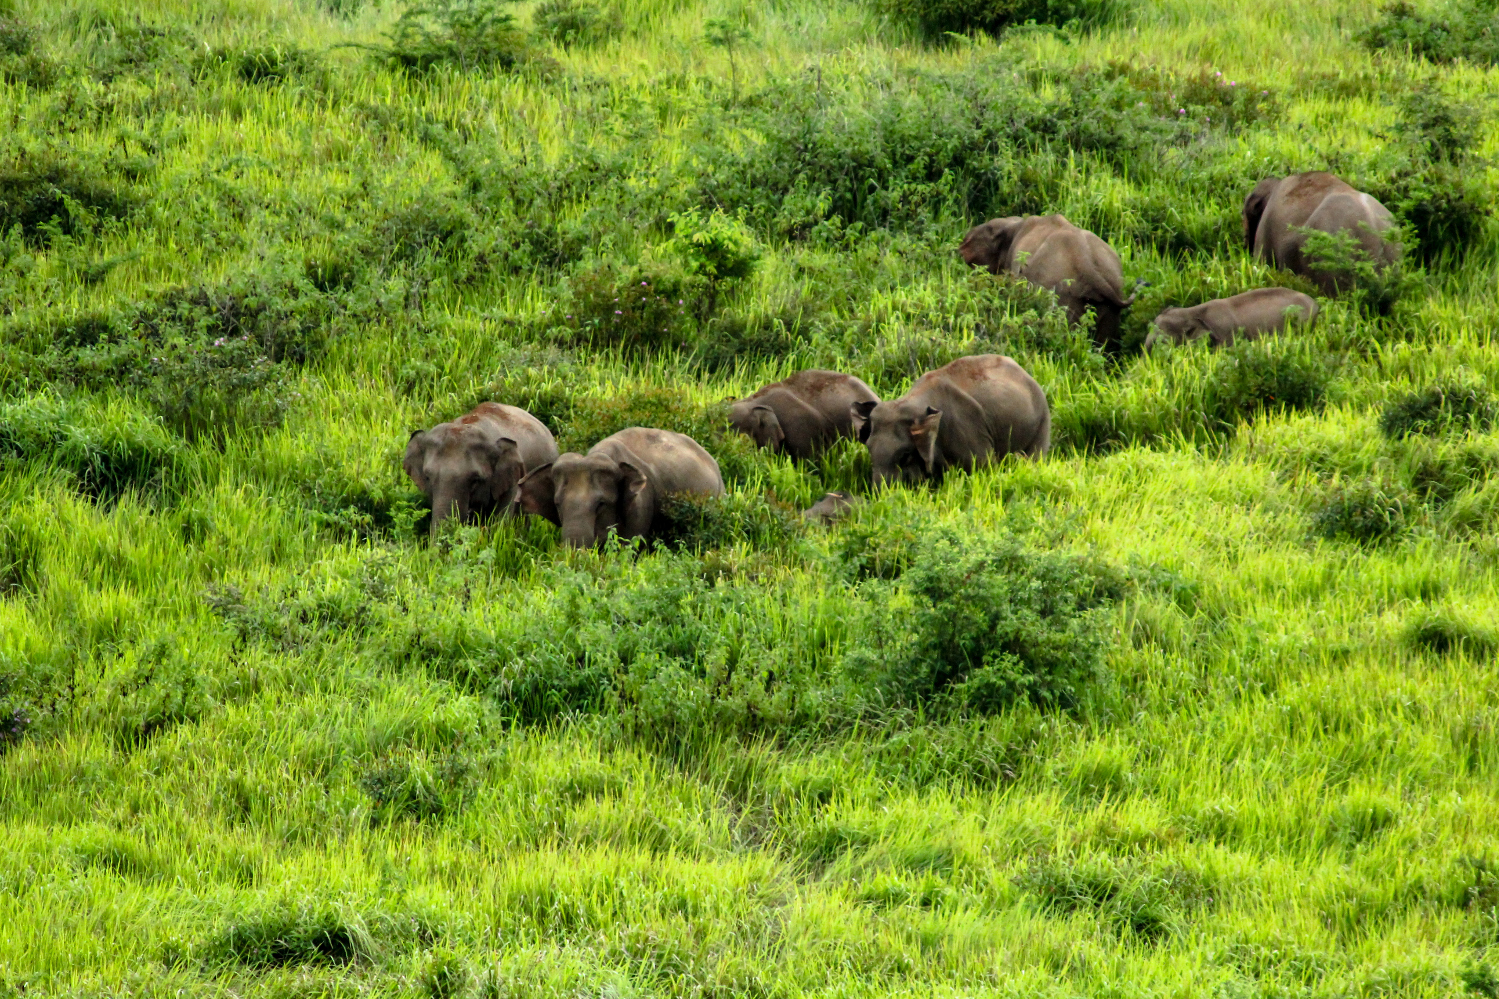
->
[1146,288,1319,350]
[404,402,559,536]
[960,214,1133,352]
[803,491,861,525]
[517,427,725,548]
[851,354,1049,487]
[729,369,879,461]
[1243,172,1398,296]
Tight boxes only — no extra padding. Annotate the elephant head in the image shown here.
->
[959,217,1024,273]
[1144,307,1208,351]
[404,430,527,536]
[851,399,941,487]
[1242,177,1281,252]
[728,401,785,453]
[517,453,653,548]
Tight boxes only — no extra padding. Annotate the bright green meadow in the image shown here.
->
[2,0,1499,995]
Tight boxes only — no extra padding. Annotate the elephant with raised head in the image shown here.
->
[516,427,724,548]
[404,402,559,536]
[729,369,879,461]
[1146,288,1319,350]
[959,214,1133,353]
[1243,172,1398,296]
[850,354,1049,488]
[803,491,860,525]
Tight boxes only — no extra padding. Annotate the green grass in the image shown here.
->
[3,0,1499,995]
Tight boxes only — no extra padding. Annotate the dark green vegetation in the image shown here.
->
[2,0,1499,996]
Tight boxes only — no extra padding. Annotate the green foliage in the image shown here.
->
[199,907,373,969]
[1015,859,1215,941]
[876,0,1128,40]
[1300,226,1418,312]
[1404,607,1498,657]
[0,395,182,500]
[1381,381,1497,438]
[0,14,58,89]
[655,490,805,553]
[532,0,622,47]
[1312,477,1411,544]
[360,752,475,824]
[554,264,696,354]
[382,0,530,74]
[0,150,135,247]
[1358,0,1499,65]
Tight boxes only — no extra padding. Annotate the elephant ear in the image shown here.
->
[517,462,560,525]
[481,437,524,507]
[403,431,432,491]
[1243,178,1280,252]
[617,461,655,540]
[751,406,785,450]
[910,407,942,473]
[850,400,878,444]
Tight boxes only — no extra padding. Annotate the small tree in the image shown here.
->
[704,18,751,102]
[667,208,760,319]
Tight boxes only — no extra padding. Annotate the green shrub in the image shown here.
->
[844,528,1126,712]
[195,43,321,84]
[655,490,805,553]
[554,264,696,355]
[200,907,373,968]
[1312,478,1410,544]
[360,752,475,824]
[667,208,761,319]
[0,150,135,246]
[876,0,1127,40]
[1300,226,1418,313]
[1015,859,1215,941]
[381,0,530,74]
[0,395,182,500]
[1380,381,1497,438]
[532,0,622,46]
[1404,607,1498,658]
[1208,339,1331,430]
[0,15,58,89]
[1358,0,1499,65]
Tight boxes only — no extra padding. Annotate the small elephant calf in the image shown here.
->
[729,369,879,461]
[1146,288,1319,350]
[517,427,724,548]
[803,491,861,525]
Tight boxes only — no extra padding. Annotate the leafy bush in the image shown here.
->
[1300,226,1417,313]
[1015,858,1216,941]
[360,752,475,824]
[876,0,1128,40]
[0,15,58,89]
[532,0,623,46]
[553,264,696,355]
[845,528,1126,712]
[1208,339,1331,430]
[655,490,805,553]
[1358,0,1499,65]
[0,395,182,500]
[195,44,321,85]
[1380,381,1497,438]
[0,150,135,246]
[1311,478,1410,544]
[667,208,761,318]
[1404,607,1498,658]
[375,193,476,266]
[199,907,373,968]
[381,0,530,74]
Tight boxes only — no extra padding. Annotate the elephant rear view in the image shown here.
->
[729,369,879,461]
[404,402,559,536]
[959,214,1132,353]
[851,354,1049,488]
[1243,171,1398,296]
[516,427,724,548]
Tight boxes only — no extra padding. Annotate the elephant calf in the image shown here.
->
[803,491,860,525]
[404,402,559,536]
[1146,288,1319,350]
[960,214,1133,353]
[517,427,724,548]
[851,354,1049,487]
[1244,171,1398,296]
[729,369,879,461]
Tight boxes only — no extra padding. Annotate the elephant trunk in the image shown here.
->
[429,484,468,537]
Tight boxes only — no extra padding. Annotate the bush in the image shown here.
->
[532,0,623,46]
[0,15,58,89]
[1015,858,1215,941]
[0,150,135,246]
[1358,0,1499,65]
[1380,381,1497,438]
[195,44,321,85]
[666,208,761,319]
[360,752,475,824]
[1300,226,1418,313]
[1404,607,1498,658]
[199,907,373,969]
[381,0,530,74]
[844,528,1126,712]
[0,395,182,500]
[553,264,697,355]
[876,0,1127,40]
[1312,478,1410,544]
[655,490,805,553]
[1208,339,1331,430]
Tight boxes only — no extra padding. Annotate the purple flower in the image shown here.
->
[641,280,648,285]
[615,310,623,314]
[1178,108,1186,114]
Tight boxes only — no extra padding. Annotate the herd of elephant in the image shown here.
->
[405,171,1400,546]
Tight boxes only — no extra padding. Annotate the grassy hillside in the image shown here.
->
[3,0,1499,994]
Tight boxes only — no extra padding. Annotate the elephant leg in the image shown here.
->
[1090,303,1122,355]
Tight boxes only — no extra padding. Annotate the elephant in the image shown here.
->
[729,369,879,461]
[850,354,1049,488]
[516,427,725,548]
[1243,172,1398,296]
[959,214,1133,353]
[1145,288,1320,350]
[404,402,559,536]
[803,491,861,525]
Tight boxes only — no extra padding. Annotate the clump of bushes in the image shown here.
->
[876,0,1128,41]
[656,490,805,553]
[0,14,59,89]
[380,0,532,74]
[1404,606,1498,658]
[194,43,321,85]
[1380,381,1496,438]
[1015,858,1216,941]
[0,150,135,246]
[554,264,696,355]
[1311,477,1411,544]
[532,0,623,46]
[360,752,475,824]
[1358,0,1499,65]
[198,906,374,969]
[1209,339,1331,429]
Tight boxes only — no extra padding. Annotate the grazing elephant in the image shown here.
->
[850,354,1049,488]
[959,214,1133,352]
[516,427,724,548]
[803,491,861,525]
[729,369,879,461]
[404,403,558,536]
[1243,172,1398,296]
[1145,288,1320,350]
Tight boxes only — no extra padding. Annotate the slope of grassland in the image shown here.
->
[2,0,1499,995]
